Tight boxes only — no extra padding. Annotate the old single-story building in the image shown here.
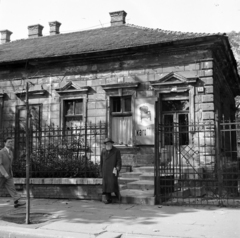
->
[0,10,239,204]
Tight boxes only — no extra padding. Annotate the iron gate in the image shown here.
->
[155,117,240,206]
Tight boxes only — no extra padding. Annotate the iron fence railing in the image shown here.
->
[155,120,240,206]
[0,122,107,178]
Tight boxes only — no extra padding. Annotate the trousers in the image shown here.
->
[0,177,21,202]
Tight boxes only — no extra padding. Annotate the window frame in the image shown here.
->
[111,95,132,117]
[160,89,194,147]
[109,95,134,146]
[15,103,42,161]
[15,104,42,132]
[162,112,190,146]
[102,82,139,147]
[60,97,86,129]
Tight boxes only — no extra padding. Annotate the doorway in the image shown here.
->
[161,99,189,167]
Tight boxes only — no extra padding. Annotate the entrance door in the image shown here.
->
[161,100,189,167]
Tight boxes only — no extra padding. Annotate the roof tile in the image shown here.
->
[0,24,223,63]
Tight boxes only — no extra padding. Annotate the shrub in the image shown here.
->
[13,137,100,178]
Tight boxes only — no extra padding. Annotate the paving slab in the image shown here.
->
[0,197,239,238]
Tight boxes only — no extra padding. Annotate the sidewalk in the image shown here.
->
[0,197,239,238]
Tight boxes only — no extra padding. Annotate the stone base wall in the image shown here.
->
[0,178,102,200]
[120,146,155,167]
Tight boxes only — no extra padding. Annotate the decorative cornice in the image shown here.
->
[15,85,47,98]
[101,82,139,90]
[56,88,90,95]
[55,81,90,95]
[150,72,198,89]
[15,90,47,98]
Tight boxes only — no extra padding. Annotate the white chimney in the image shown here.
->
[109,11,127,26]
[28,24,44,38]
[49,21,61,35]
[0,30,12,43]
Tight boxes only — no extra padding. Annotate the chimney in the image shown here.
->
[49,21,61,35]
[109,10,127,26]
[0,30,12,43]
[28,24,44,38]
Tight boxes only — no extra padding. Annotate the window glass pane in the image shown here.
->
[164,115,173,145]
[162,100,189,111]
[66,101,74,115]
[75,100,83,114]
[124,97,131,112]
[65,116,83,128]
[16,105,41,162]
[18,106,41,131]
[112,116,132,145]
[19,109,27,119]
[179,114,189,145]
[112,97,121,112]
[30,106,40,130]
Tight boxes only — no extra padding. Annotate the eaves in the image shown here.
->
[0,34,224,67]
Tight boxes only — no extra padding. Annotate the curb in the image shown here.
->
[0,226,122,238]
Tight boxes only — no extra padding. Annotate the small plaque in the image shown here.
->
[197,87,204,92]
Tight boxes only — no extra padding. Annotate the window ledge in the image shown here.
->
[114,145,140,154]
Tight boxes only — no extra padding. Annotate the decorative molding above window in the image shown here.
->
[15,85,47,98]
[55,81,90,95]
[102,82,139,97]
[101,82,139,91]
[150,72,198,90]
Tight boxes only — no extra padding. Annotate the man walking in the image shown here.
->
[100,138,122,204]
[0,137,25,208]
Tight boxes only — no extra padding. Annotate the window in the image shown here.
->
[16,104,42,132]
[111,96,132,145]
[162,100,189,111]
[63,99,83,128]
[162,100,189,146]
[15,104,42,159]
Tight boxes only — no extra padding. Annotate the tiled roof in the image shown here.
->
[0,24,224,64]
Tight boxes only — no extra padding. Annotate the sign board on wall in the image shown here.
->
[135,98,156,145]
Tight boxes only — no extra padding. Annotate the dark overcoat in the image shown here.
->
[100,146,122,193]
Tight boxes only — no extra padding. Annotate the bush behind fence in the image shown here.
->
[0,122,107,178]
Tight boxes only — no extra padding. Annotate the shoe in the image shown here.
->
[14,200,26,208]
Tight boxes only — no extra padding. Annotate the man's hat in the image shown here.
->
[104,138,114,144]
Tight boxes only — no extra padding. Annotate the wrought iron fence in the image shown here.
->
[0,122,107,178]
[155,120,240,206]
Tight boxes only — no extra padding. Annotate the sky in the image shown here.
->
[0,0,240,41]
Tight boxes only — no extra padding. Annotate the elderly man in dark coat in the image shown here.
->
[100,138,122,204]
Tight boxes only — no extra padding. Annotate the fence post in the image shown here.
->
[25,82,30,224]
[154,97,160,204]
[215,110,223,203]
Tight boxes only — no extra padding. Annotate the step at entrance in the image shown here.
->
[119,166,155,205]
[126,180,154,190]
[120,189,155,205]
[118,166,206,205]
